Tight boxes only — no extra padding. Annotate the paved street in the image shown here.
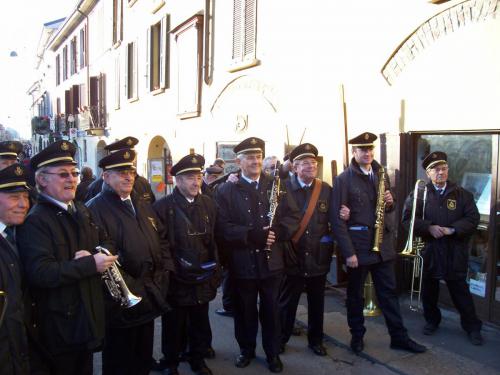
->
[94,286,500,375]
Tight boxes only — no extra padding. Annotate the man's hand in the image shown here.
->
[74,250,92,259]
[339,205,350,221]
[93,252,118,273]
[384,191,394,207]
[346,254,358,268]
[263,226,276,247]
[227,173,239,183]
[441,227,455,236]
[429,225,447,239]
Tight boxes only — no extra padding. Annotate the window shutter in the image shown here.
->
[134,41,138,98]
[124,45,129,98]
[243,0,256,60]
[232,0,243,61]
[159,16,167,89]
[115,55,120,109]
[146,29,150,91]
[90,76,98,127]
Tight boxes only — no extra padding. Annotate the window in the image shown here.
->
[70,37,77,75]
[113,0,123,46]
[171,15,203,118]
[63,46,68,80]
[125,41,138,100]
[80,27,87,68]
[90,74,107,127]
[147,16,169,92]
[55,55,61,86]
[230,0,258,72]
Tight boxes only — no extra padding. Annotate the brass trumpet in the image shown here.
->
[401,179,427,311]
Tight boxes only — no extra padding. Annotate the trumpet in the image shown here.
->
[400,179,427,311]
[96,246,142,308]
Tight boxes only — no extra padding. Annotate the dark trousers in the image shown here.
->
[102,321,154,375]
[221,269,235,312]
[422,277,482,333]
[162,303,212,367]
[346,260,408,341]
[29,347,93,375]
[280,274,326,346]
[233,273,283,358]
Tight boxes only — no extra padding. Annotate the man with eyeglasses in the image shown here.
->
[152,153,220,375]
[277,143,348,356]
[17,140,117,375]
[330,132,426,355]
[86,149,173,375]
[0,163,31,375]
[216,137,300,373]
[402,151,483,345]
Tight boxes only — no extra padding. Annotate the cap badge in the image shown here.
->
[364,133,369,140]
[126,139,133,145]
[305,144,311,150]
[191,157,198,163]
[250,138,257,145]
[123,151,130,159]
[14,166,23,176]
[8,143,15,150]
[432,153,436,158]
[61,142,69,151]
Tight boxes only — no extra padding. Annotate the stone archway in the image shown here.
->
[95,140,107,176]
[147,135,173,199]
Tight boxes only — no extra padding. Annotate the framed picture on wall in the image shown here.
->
[216,142,238,173]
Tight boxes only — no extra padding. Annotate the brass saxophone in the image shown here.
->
[96,246,142,308]
[372,166,386,253]
[264,161,281,259]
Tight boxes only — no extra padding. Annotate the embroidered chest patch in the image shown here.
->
[447,199,456,210]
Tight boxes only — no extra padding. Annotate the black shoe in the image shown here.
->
[468,330,484,346]
[235,352,255,368]
[215,308,234,317]
[278,343,286,354]
[423,323,439,336]
[204,347,216,359]
[390,338,427,353]
[190,361,213,375]
[350,337,364,354]
[308,344,327,356]
[151,357,168,371]
[178,351,190,362]
[267,356,283,373]
[164,367,179,375]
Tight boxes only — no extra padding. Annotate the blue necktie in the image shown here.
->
[123,198,136,216]
[437,188,444,196]
[251,181,258,190]
[4,226,16,247]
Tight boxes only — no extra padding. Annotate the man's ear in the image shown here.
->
[35,173,48,188]
[235,158,241,166]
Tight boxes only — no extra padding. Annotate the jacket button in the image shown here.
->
[32,302,36,307]
[248,209,251,213]
[256,249,260,253]
[33,323,36,328]
[260,215,264,218]
[259,202,262,205]
[305,230,309,234]
[304,272,308,276]
[305,252,309,256]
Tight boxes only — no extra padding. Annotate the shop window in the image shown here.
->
[416,134,493,298]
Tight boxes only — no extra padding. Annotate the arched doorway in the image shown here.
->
[147,136,173,199]
[95,140,107,177]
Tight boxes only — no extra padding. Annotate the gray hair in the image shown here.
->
[34,166,51,192]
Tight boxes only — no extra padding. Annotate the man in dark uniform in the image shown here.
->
[84,136,155,204]
[278,143,338,356]
[75,166,95,202]
[17,140,117,375]
[0,141,23,171]
[216,137,300,373]
[153,153,220,375]
[0,163,31,375]
[402,151,483,344]
[86,149,173,375]
[330,132,426,355]
[201,165,223,198]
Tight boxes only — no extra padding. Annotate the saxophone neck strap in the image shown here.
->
[291,178,321,245]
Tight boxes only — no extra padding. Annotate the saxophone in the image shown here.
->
[264,161,281,259]
[96,246,142,308]
[372,166,386,253]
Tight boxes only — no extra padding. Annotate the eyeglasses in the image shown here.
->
[42,171,80,178]
[112,169,137,177]
[431,166,449,173]
[299,161,318,167]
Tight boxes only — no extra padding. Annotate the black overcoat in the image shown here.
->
[402,181,479,280]
[330,159,397,265]
[86,184,172,328]
[17,195,107,356]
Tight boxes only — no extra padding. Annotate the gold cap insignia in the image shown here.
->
[126,139,133,145]
[432,153,436,158]
[191,157,198,163]
[124,151,130,159]
[364,133,369,140]
[305,144,311,150]
[61,142,69,151]
[14,166,23,176]
[8,143,15,150]
[250,138,257,145]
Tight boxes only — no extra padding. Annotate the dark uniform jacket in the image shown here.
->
[402,181,479,280]
[86,184,172,328]
[330,158,397,266]
[75,176,95,202]
[215,173,300,279]
[17,195,107,356]
[84,175,155,204]
[153,188,219,307]
[0,234,29,375]
[282,176,333,277]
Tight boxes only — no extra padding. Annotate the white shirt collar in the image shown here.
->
[42,193,71,211]
[359,165,372,175]
[120,195,132,201]
[297,177,313,188]
[433,182,447,191]
[241,174,260,185]
[0,221,7,238]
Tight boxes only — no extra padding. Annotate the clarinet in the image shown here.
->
[264,161,281,260]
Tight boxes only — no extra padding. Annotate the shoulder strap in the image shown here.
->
[291,178,322,245]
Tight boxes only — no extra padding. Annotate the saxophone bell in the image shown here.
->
[96,246,142,308]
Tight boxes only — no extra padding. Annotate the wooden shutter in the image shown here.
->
[90,76,98,127]
[146,28,150,91]
[160,16,168,89]
[124,45,129,98]
[243,0,256,60]
[232,0,243,61]
[133,41,138,98]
